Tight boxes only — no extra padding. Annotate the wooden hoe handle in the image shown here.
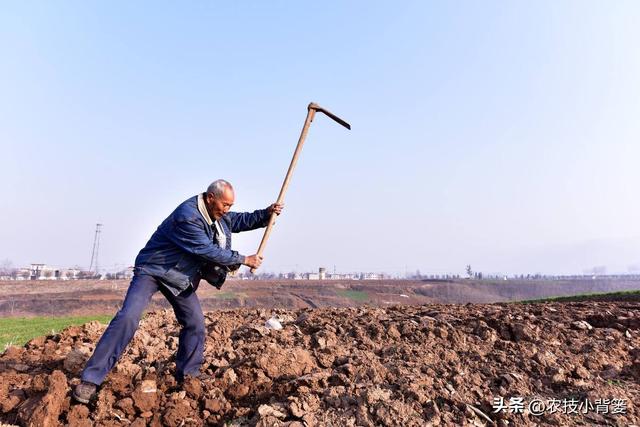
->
[250,106,316,273]
[250,103,350,273]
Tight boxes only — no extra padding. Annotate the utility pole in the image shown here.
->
[89,224,103,275]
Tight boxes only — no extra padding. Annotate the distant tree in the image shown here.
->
[466,265,473,278]
[76,271,93,279]
[0,259,13,276]
[42,270,53,279]
[255,272,276,280]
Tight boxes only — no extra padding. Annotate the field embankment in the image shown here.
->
[1,278,639,317]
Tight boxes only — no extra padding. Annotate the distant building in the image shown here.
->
[327,273,359,280]
[29,264,62,280]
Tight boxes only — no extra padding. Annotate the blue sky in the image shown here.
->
[2,1,639,276]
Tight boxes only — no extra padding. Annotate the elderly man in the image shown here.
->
[73,179,282,403]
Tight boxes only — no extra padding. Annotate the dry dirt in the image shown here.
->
[1,301,639,426]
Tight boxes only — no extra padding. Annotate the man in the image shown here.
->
[73,179,282,403]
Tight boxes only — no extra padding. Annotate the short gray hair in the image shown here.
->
[207,179,233,197]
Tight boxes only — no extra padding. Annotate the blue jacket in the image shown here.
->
[134,195,270,295]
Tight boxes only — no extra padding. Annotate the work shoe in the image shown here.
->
[176,372,212,385]
[73,381,97,404]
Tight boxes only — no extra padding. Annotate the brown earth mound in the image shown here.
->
[1,302,639,426]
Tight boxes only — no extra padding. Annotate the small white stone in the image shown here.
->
[265,317,283,330]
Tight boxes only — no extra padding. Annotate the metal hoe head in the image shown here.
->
[308,102,351,130]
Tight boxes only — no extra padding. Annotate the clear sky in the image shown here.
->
[2,1,639,276]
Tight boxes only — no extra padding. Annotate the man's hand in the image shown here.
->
[243,254,263,269]
[267,203,284,215]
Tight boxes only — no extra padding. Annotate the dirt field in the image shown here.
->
[1,278,639,317]
[1,300,639,426]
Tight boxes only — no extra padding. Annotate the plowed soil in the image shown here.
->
[1,301,639,426]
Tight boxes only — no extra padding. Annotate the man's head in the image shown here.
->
[205,179,235,220]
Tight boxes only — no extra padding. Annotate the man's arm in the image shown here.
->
[225,209,268,233]
[167,218,245,266]
[226,203,284,233]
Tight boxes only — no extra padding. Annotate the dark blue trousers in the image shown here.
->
[81,274,205,385]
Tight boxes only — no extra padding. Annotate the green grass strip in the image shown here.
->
[0,315,113,349]
[336,289,369,302]
[519,289,640,304]
[213,291,239,300]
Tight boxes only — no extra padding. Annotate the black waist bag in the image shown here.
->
[199,263,240,289]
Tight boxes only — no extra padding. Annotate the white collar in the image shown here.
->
[197,193,214,226]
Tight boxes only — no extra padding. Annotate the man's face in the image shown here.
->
[206,187,235,220]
